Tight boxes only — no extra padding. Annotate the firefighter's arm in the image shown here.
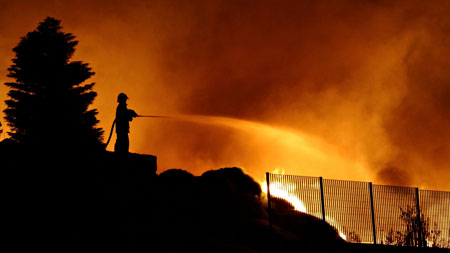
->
[128,109,138,121]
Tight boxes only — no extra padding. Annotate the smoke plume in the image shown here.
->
[0,0,449,190]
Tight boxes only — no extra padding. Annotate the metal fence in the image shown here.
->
[266,173,450,248]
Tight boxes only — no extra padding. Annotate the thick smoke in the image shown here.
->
[0,0,449,190]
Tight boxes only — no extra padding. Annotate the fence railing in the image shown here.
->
[266,173,450,248]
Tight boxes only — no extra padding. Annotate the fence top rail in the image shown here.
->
[266,172,450,193]
[419,189,450,194]
[267,173,319,180]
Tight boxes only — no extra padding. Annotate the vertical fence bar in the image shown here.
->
[415,187,423,247]
[266,172,273,231]
[419,190,450,248]
[319,176,326,221]
[369,182,377,244]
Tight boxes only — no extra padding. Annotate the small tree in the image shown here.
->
[382,205,431,247]
[4,17,103,152]
[399,206,429,247]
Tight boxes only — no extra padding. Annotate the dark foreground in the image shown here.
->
[1,140,448,252]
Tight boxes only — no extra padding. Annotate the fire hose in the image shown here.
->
[104,115,169,149]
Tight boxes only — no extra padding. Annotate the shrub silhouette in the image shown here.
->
[269,196,344,246]
[4,17,103,152]
[383,205,432,247]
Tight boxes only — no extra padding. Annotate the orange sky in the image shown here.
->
[0,0,449,190]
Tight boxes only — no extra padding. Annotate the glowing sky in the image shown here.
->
[0,0,449,190]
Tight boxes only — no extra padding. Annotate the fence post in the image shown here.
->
[319,177,326,221]
[369,182,377,244]
[415,187,423,247]
[266,172,273,231]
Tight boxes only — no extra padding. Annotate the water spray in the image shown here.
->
[137,115,171,119]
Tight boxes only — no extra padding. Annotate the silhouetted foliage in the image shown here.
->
[4,17,103,152]
[383,205,431,247]
[428,222,450,248]
[347,231,362,243]
[152,167,271,251]
[269,196,345,246]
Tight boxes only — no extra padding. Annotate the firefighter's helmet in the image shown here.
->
[117,93,128,103]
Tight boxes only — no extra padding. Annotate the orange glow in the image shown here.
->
[144,114,371,183]
[261,179,349,241]
[261,172,350,241]
[1,0,450,191]
[340,232,347,241]
[261,181,307,213]
[326,216,348,241]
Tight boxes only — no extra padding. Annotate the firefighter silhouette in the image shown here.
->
[115,93,137,154]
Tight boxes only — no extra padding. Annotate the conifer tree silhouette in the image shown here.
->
[4,17,103,152]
